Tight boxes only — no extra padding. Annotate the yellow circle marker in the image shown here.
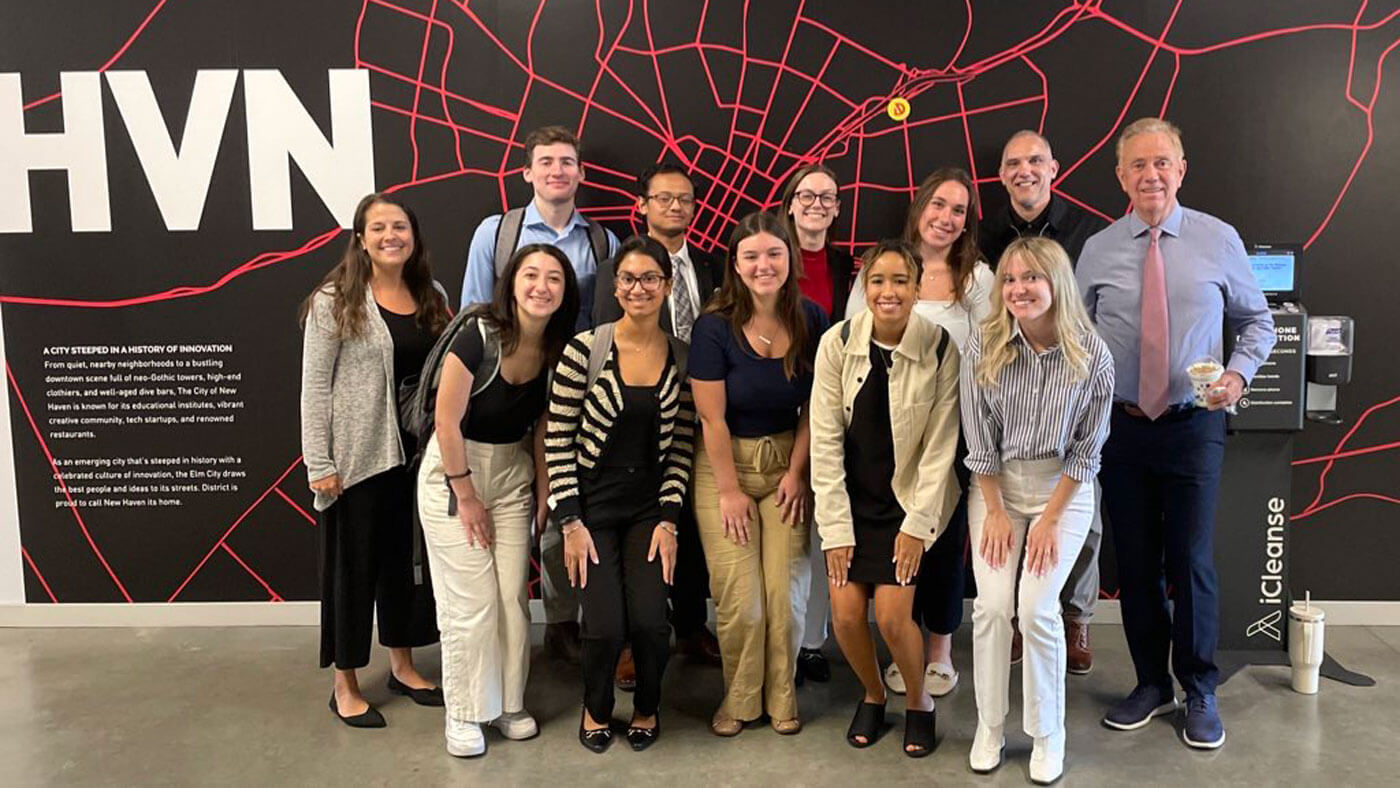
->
[887,97,910,121]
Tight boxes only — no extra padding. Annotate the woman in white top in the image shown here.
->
[846,167,991,700]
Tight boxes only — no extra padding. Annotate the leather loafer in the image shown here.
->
[388,674,444,707]
[330,694,386,728]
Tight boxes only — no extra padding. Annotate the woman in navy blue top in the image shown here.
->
[689,211,829,737]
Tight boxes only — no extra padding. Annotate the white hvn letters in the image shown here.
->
[0,69,374,233]
[107,70,238,232]
[0,72,111,233]
[244,68,373,230]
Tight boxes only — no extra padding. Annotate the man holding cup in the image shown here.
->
[1077,118,1275,750]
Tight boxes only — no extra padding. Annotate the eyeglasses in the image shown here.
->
[646,192,696,209]
[616,272,668,291]
[794,190,839,208]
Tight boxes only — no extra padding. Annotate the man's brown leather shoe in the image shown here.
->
[1066,620,1093,675]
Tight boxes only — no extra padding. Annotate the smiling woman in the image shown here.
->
[298,192,451,730]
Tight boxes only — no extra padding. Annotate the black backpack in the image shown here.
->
[397,312,501,470]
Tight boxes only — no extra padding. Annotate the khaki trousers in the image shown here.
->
[417,438,534,723]
[693,431,809,721]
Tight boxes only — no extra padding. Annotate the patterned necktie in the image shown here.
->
[1138,227,1171,420]
[671,254,697,342]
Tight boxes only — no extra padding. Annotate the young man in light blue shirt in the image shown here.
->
[460,125,619,332]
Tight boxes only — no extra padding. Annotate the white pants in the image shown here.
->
[970,458,1093,737]
[417,438,534,723]
[791,518,829,652]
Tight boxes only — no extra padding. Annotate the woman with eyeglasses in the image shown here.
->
[690,212,829,737]
[846,168,993,704]
[547,235,696,753]
[780,163,851,687]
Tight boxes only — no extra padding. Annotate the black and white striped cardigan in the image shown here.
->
[545,329,696,527]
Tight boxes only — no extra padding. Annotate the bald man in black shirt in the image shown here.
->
[978,129,1108,675]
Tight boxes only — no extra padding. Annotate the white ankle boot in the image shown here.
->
[1030,730,1065,784]
[968,722,1004,773]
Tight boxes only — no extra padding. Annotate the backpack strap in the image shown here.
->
[583,216,609,267]
[469,317,502,396]
[666,335,689,381]
[839,319,852,346]
[493,207,527,279]
[933,325,951,365]
[586,323,614,390]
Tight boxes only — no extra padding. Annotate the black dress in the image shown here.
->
[844,342,906,586]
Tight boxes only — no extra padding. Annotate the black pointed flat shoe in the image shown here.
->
[627,716,660,751]
[580,718,614,754]
[387,674,444,707]
[329,694,386,728]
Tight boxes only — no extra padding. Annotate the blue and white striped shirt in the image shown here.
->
[960,325,1115,483]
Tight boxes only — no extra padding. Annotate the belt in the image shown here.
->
[1115,401,1196,420]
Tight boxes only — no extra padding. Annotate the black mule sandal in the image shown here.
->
[846,700,886,748]
[903,707,936,758]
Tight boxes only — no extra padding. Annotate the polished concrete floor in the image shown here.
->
[1,623,1397,786]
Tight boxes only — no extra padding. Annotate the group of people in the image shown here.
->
[300,118,1275,783]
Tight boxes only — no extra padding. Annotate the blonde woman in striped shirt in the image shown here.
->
[546,236,696,754]
[961,237,1114,784]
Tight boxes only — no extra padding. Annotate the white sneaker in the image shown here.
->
[925,662,959,697]
[1030,731,1066,785]
[489,710,539,740]
[884,662,906,695]
[445,717,486,758]
[968,722,1005,773]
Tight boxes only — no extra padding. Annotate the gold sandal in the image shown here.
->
[771,716,803,735]
[711,710,743,737]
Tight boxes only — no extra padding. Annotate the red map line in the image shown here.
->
[21,547,58,603]
[20,0,170,111]
[273,486,317,525]
[167,456,305,602]
[5,363,132,601]
[221,543,284,601]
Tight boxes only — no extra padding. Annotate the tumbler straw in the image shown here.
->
[1305,591,1311,612]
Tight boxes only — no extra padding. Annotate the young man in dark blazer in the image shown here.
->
[592,163,723,686]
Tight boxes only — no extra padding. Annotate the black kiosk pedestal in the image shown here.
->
[1214,303,1373,687]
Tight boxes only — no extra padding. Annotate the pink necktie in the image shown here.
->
[1138,227,1170,419]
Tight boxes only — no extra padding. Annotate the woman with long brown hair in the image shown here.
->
[416,243,579,757]
[689,212,829,737]
[300,192,451,728]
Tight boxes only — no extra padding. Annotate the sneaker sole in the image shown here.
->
[1181,728,1226,749]
[1067,663,1093,676]
[1102,700,1178,731]
[447,741,486,758]
[490,724,539,741]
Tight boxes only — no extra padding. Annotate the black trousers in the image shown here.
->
[319,466,438,669]
[668,501,710,638]
[1100,406,1224,698]
[911,488,969,634]
[579,468,671,721]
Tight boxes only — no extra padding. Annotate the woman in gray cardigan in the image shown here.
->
[300,193,451,728]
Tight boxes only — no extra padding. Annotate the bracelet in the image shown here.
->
[444,468,472,480]
[657,522,678,536]
[561,519,584,535]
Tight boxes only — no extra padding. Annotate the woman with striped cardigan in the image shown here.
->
[545,236,697,753]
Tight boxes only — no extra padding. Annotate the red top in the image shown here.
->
[799,247,833,317]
